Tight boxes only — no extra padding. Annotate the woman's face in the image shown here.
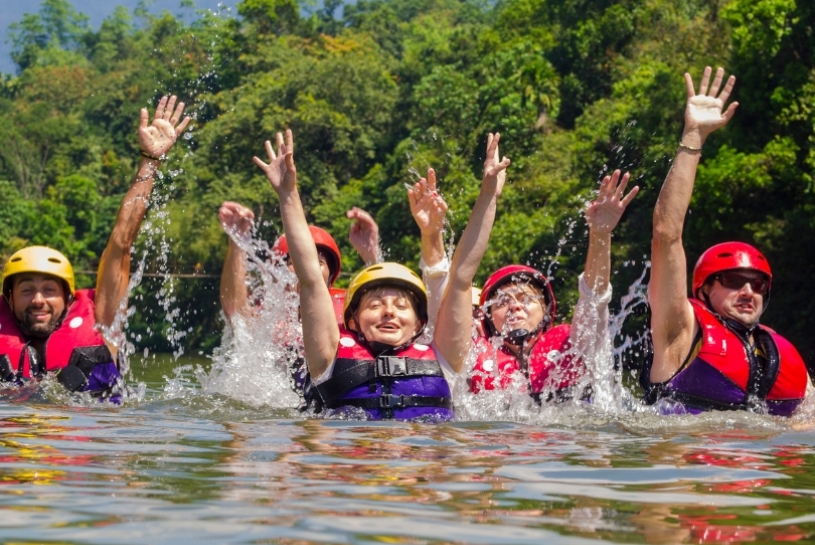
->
[487,282,545,337]
[351,287,422,346]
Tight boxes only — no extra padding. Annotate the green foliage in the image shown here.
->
[3,0,815,362]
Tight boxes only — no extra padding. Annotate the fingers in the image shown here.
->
[684,73,695,98]
[485,133,500,165]
[427,168,436,192]
[264,140,276,161]
[718,75,736,105]
[285,129,294,155]
[698,66,712,96]
[621,185,640,208]
[721,101,739,123]
[275,132,285,156]
[252,156,269,170]
[154,95,168,120]
[139,108,148,130]
[284,152,295,173]
[614,171,631,198]
[163,96,177,121]
[708,67,724,97]
[169,99,184,124]
[176,116,191,134]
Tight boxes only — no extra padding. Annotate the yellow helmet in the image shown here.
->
[343,262,428,329]
[2,246,75,297]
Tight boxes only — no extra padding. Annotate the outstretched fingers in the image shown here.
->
[698,66,712,96]
[721,101,740,123]
[154,95,168,121]
[718,75,736,104]
[621,184,640,208]
[163,96,177,121]
[264,139,276,162]
[139,108,149,130]
[252,156,269,170]
[708,67,725,97]
[427,168,437,192]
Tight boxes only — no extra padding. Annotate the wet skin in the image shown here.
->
[700,269,766,328]
[286,251,332,290]
[9,273,67,338]
[350,288,422,346]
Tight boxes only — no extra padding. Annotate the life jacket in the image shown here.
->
[313,328,454,421]
[329,287,346,326]
[470,324,582,401]
[0,289,123,401]
[646,299,807,416]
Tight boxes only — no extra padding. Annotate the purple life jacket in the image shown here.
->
[649,299,807,416]
[314,328,454,421]
[0,289,124,403]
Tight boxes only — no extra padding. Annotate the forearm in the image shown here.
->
[584,230,611,294]
[277,188,338,376]
[95,157,159,327]
[420,228,445,268]
[653,130,705,242]
[220,239,249,318]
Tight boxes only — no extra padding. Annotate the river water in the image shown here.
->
[1,355,815,544]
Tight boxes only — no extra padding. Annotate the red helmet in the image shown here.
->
[692,242,772,297]
[272,225,342,286]
[480,265,556,336]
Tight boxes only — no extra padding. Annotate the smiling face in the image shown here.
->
[9,273,67,338]
[487,282,546,338]
[349,286,423,346]
[700,269,767,328]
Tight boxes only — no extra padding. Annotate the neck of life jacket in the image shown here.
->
[647,298,807,416]
[0,289,124,403]
[313,328,454,421]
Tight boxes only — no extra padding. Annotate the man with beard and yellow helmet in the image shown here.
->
[0,96,191,401]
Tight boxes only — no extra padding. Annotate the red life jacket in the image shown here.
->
[657,299,807,416]
[0,289,113,381]
[470,324,582,397]
[313,328,454,420]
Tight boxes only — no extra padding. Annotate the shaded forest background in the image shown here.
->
[1,0,814,366]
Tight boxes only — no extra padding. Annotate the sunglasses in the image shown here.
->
[715,272,770,295]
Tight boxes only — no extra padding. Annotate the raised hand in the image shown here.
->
[684,66,738,138]
[585,170,639,234]
[139,95,191,159]
[408,167,448,234]
[346,207,382,265]
[482,133,511,197]
[219,201,255,237]
[253,130,296,194]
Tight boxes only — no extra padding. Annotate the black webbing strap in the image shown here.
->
[317,356,444,405]
[332,394,453,411]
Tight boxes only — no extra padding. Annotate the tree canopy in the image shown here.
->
[2,0,814,365]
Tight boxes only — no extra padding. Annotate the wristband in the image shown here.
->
[140,150,162,161]
[678,141,702,153]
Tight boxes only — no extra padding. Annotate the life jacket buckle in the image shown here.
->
[377,356,407,376]
[379,394,405,408]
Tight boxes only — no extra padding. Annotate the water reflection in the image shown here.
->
[0,366,814,544]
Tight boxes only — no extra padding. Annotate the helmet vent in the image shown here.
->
[10,257,21,262]
[717,252,733,258]
[48,258,61,263]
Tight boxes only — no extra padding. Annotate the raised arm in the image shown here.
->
[409,168,450,337]
[584,170,639,294]
[254,130,338,378]
[346,207,382,266]
[435,134,510,372]
[218,201,255,319]
[95,96,190,339]
[649,67,738,382]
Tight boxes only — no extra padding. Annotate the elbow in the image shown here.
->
[651,223,682,246]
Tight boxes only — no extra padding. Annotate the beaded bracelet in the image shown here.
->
[678,142,702,153]
[140,150,162,161]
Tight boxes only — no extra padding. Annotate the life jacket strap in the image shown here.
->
[331,394,453,411]
[317,356,444,405]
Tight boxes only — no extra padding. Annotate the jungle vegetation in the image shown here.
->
[1,0,814,366]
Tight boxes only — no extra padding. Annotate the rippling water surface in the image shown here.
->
[2,355,815,545]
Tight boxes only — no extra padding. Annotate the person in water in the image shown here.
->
[254,129,510,420]
[218,202,345,322]
[644,66,810,415]
[0,96,191,400]
[469,170,639,401]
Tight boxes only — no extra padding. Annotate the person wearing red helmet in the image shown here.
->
[645,67,809,415]
[470,170,638,401]
[218,202,344,321]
